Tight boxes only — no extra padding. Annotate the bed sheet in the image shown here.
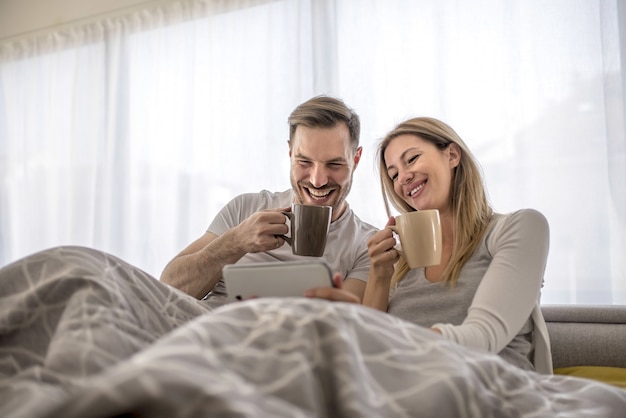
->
[1,246,625,418]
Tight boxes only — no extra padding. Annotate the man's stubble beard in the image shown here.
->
[290,174,354,218]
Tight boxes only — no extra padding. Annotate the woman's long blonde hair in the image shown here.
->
[377,117,493,287]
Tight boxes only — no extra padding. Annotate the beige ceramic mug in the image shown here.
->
[280,204,332,257]
[388,209,442,268]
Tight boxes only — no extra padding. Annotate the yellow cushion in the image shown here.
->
[554,366,626,389]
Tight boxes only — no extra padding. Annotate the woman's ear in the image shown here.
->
[447,143,461,168]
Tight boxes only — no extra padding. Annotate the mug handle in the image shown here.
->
[278,211,293,246]
[386,225,404,257]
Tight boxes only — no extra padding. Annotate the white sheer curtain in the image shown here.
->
[1,0,624,304]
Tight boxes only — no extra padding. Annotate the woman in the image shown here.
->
[311,116,552,372]
[362,116,552,373]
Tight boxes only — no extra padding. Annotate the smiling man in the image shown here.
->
[161,96,377,302]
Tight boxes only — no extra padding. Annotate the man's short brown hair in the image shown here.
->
[288,95,360,150]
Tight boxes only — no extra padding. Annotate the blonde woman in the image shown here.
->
[362,116,552,373]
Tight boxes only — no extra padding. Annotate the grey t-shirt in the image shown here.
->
[387,209,550,371]
[207,189,378,298]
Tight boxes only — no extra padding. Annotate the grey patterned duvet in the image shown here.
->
[1,246,625,417]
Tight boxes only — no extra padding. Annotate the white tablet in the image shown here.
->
[223,260,334,302]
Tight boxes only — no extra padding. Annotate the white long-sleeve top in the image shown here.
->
[387,209,553,373]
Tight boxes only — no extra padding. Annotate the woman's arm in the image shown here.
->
[432,209,550,352]
[362,217,401,311]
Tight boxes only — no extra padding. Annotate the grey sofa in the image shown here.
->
[542,304,626,369]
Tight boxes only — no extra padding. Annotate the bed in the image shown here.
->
[1,245,625,417]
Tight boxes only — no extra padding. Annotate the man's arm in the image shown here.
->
[161,209,289,299]
[160,230,247,299]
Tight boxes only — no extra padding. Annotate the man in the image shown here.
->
[160,95,377,302]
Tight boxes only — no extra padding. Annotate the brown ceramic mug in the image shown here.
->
[280,204,332,257]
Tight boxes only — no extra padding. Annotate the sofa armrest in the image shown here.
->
[541,304,626,369]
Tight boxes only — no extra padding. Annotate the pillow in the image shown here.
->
[554,366,626,389]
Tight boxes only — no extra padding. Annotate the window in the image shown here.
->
[1,0,624,304]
